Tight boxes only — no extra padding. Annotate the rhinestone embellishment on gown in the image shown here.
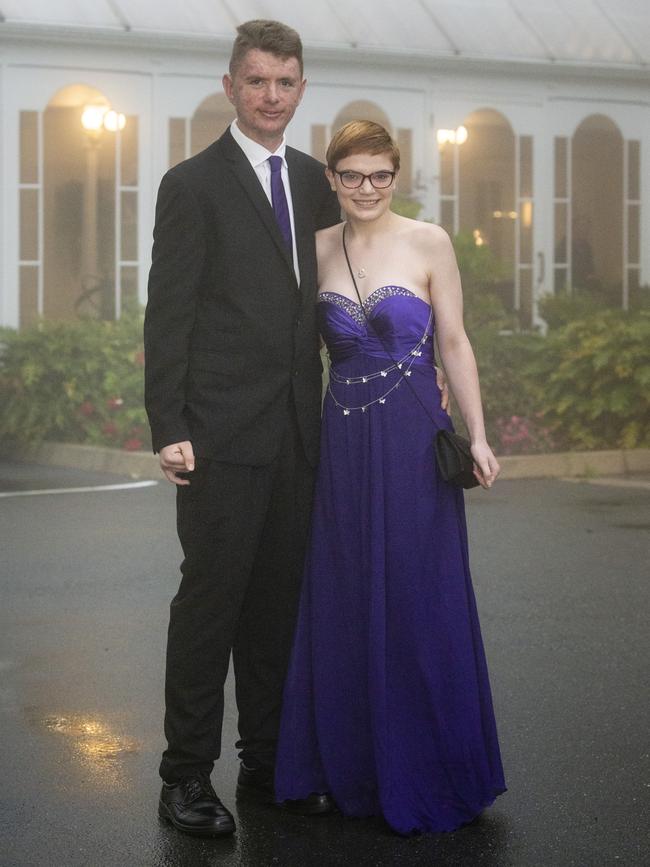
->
[319,287,434,415]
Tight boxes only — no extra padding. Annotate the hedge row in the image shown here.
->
[0,314,148,452]
[1,306,648,455]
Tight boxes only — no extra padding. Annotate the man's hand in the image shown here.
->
[435,367,450,414]
[159,441,195,485]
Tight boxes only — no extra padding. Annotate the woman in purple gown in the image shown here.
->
[275,121,506,835]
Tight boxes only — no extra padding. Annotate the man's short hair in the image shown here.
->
[230,20,304,77]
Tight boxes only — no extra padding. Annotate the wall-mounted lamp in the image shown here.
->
[104,110,127,132]
[437,126,468,147]
[81,104,126,134]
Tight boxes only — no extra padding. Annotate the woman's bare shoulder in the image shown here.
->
[403,218,452,249]
[316,222,342,255]
[391,219,455,272]
[316,223,342,242]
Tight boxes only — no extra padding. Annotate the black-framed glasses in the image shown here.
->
[334,170,396,189]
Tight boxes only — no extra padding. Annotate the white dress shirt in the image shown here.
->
[230,120,300,284]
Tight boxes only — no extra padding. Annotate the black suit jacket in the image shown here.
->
[144,128,340,466]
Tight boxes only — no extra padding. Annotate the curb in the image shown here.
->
[15,442,160,479]
[496,448,650,480]
[13,442,650,482]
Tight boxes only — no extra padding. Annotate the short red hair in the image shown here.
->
[326,121,400,171]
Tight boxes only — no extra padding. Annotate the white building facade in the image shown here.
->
[1,1,648,330]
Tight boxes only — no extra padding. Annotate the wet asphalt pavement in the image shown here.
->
[0,459,648,866]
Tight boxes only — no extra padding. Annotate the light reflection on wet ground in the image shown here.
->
[25,708,140,789]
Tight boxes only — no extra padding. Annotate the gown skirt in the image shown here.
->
[274,287,506,835]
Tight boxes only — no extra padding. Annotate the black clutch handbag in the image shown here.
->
[434,430,480,489]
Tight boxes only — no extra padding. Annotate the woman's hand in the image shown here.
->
[435,367,450,414]
[470,440,500,489]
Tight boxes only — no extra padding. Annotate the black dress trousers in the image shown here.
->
[159,407,315,783]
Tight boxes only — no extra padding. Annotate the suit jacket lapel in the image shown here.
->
[216,129,296,281]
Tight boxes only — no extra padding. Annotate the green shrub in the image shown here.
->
[0,312,148,450]
[525,309,650,450]
[470,330,548,453]
[452,231,510,294]
[451,236,539,452]
[1,301,647,456]
[446,321,550,454]
[450,237,649,452]
[539,285,650,330]
[453,230,518,337]
[455,308,650,454]
[538,290,608,330]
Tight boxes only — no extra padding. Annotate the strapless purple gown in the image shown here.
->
[275,287,506,835]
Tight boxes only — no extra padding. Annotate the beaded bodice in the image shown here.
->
[317,286,435,415]
[318,286,416,328]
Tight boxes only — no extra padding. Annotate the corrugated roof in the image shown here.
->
[1,0,648,69]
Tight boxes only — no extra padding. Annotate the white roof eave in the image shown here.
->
[1,21,649,83]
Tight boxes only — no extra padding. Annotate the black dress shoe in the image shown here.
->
[236,763,336,815]
[158,774,235,837]
[279,792,337,816]
[236,762,274,803]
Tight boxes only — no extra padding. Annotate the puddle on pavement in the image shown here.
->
[25,707,140,788]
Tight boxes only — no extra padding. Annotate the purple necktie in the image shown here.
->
[268,155,292,252]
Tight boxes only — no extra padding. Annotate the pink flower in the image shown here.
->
[107,397,124,411]
[79,401,95,417]
[122,437,143,451]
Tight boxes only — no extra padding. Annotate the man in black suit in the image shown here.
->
[144,20,340,837]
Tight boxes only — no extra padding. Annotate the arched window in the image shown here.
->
[459,109,516,264]
[19,84,138,324]
[331,100,392,134]
[439,108,534,324]
[554,114,639,308]
[169,93,235,167]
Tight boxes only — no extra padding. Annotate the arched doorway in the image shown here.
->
[554,115,629,306]
[330,100,392,135]
[169,93,235,168]
[458,109,516,267]
[441,109,533,322]
[574,115,623,298]
[19,83,138,324]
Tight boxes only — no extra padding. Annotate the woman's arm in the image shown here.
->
[427,227,500,488]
